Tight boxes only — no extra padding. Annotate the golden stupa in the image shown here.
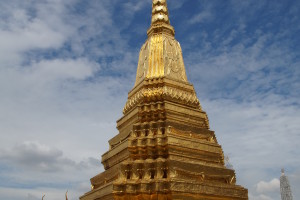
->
[80,0,248,199]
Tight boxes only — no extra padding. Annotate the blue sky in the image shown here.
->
[0,0,299,200]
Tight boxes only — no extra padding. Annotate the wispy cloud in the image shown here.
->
[189,10,213,24]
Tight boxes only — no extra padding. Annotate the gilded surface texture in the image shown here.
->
[123,84,200,114]
[80,0,248,199]
[135,36,187,86]
[136,42,149,82]
[164,36,187,81]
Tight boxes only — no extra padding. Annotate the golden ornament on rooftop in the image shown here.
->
[80,0,248,199]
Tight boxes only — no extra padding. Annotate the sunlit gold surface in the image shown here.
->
[151,0,169,25]
[80,0,248,199]
[135,34,188,85]
[147,35,164,78]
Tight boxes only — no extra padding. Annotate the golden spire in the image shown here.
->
[151,0,170,25]
[134,0,187,85]
[147,0,175,36]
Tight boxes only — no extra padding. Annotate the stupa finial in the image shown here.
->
[148,0,175,36]
[151,0,170,25]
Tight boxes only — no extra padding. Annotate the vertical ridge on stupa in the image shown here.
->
[80,0,248,199]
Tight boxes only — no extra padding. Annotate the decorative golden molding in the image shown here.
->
[123,85,200,114]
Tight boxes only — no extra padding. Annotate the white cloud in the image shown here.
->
[0,17,65,50]
[256,179,280,194]
[0,0,72,67]
[0,0,130,164]
[29,58,100,81]
[189,10,213,24]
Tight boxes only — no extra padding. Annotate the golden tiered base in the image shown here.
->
[80,78,248,200]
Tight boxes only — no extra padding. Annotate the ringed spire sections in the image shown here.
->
[148,0,175,36]
[151,0,170,25]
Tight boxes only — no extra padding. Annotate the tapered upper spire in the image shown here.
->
[147,0,175,36]
[134,0,187,86]
[151,0,170,25]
